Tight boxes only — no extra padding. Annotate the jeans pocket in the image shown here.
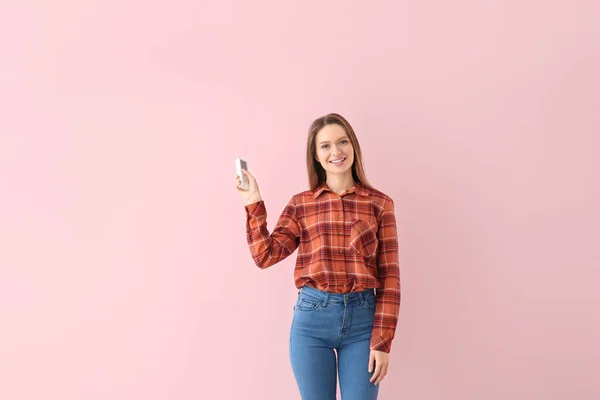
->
[364,296,376,309]
[296,297,321,311]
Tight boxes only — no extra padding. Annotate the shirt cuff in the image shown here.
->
[245,200,265,216]
[370,335,393,353]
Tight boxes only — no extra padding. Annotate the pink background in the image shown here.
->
[1,1,599,399]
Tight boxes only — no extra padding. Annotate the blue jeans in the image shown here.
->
[289,285,380,400]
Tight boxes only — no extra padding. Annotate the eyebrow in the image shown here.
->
[319,136,349,145]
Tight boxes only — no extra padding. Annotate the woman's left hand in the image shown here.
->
[368,349,390,385]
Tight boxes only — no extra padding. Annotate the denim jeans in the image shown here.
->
[289,285,380,400]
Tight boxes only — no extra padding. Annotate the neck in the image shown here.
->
[326,173,356,195]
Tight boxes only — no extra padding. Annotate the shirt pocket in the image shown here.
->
[349,218,379,259]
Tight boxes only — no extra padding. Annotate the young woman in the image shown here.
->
[235,113,401,400]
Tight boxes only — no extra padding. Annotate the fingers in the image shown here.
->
[372,363,388,385]
[368,351,389,385]
[242,169,255,182]
[370,364,388,385]
[242,169,259,192]
[236,170,258,196]
[369,362,382,384]
[234,175,244,193]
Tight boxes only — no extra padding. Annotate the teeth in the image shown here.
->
[330,158,345,163]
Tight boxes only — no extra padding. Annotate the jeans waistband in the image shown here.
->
[299,285,375,305]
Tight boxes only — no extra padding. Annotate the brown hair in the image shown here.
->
[306,113,371,191]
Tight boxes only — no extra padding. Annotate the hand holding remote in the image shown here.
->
[235,169,262,205]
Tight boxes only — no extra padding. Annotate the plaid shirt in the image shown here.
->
[244,181,401,353]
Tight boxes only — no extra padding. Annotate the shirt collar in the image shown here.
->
[313,181,370,198]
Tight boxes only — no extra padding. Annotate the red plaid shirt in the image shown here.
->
[244,181,401,353]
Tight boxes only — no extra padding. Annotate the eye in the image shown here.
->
[321,144,329,149]
[340,139,349,144]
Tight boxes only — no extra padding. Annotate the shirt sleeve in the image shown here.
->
[245,197,302,269]
[370,197,401,353]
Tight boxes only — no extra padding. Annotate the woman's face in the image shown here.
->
[314,124,354,178]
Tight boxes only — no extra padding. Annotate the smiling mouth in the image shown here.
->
[329,157,346,166]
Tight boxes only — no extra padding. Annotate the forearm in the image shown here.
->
[245,199,300,269]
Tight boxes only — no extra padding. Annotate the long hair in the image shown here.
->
[306,113,371,191]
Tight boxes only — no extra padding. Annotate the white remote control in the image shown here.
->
[235,157,250,190]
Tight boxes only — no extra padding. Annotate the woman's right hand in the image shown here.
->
[235,169,262,205]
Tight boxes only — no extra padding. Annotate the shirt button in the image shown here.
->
[338,250,343,254]
[340,268,344,271]
[338,215,343,219]
[339,231,343,235]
